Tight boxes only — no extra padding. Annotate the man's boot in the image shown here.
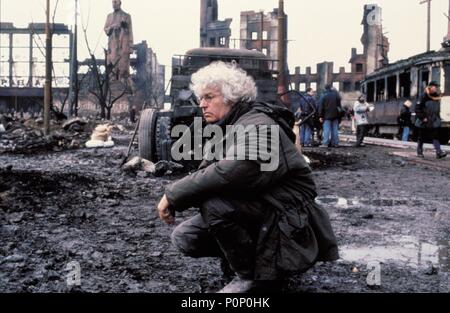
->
[417,149,425,158]
[217,276,256,293]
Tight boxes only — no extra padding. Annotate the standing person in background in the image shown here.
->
[298,88,316,147]
[352,95,372,147]
[398,100,413,142]
[319,85,342,148]
[415,81,447,159]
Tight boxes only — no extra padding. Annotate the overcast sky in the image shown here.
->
[1,0,449,77]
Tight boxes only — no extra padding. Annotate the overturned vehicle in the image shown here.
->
[138,48,279,163]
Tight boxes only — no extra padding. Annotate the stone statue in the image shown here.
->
[104,0,134,80]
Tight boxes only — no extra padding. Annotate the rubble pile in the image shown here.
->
[122,156,185,177]
[0,116,91,154]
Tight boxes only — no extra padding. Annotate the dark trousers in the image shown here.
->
[171,197,268,280]
[356,124,369,146]
[417,128,442,154]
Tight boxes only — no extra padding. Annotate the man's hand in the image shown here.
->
[157,195,175,225]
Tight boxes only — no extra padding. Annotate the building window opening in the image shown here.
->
[343,81,352,92]
[333,82,340,92]
[356,63,364,73]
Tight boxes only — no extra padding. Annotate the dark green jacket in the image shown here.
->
[166,102,339,280]
[416,93,442,129]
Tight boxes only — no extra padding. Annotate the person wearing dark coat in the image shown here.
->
[156,62,339,293]
[415,81,447,159]
[318,85,342,147]
[297,88,316,147]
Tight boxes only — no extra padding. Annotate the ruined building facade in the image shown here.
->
[200,0,232,48]
[239,9,288,68]
[289,4,389,96]
[78,41,165,114]
[132,41,166,107]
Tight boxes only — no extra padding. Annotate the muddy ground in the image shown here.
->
[1,131,449,293]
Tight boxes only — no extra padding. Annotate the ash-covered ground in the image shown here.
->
[1,129,449,293]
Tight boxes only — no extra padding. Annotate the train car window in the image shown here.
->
[399,72,411,98]
[376,78,385,101]
[419,71,429,97]
[387,75,397,100]
[432,67,441,85]
[355,81,361,92]
[367,81,375,102]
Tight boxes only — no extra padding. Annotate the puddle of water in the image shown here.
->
[340,236,450,272]
[337,198,349,209]
[316,196,424,208]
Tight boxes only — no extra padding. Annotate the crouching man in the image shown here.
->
[156,62,339,293]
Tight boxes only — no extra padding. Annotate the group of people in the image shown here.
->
[293,84,345,148]
[293,81,447,159]
[294,84,362,148]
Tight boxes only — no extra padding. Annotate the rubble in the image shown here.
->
[121,157,184,177]
[62,117,87,132]
[0,122,90,155]
[153,160,185,177]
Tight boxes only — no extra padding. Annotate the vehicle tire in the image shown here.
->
[138,109,158,162]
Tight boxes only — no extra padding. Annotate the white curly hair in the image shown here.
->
[190,61,258,105]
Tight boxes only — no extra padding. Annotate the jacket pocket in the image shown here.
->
[277,206,318,273]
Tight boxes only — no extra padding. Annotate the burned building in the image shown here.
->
[132,41,166,107]
[200,0,232,48]
[239,8,287,66]
[0,22,72,115]
[78,41,165,114]
[288,4,389,101]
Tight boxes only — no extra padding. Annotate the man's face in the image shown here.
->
[429,86,438,94]
[198,87,231,124]
[308,90,315,96]
[112,0,121,11]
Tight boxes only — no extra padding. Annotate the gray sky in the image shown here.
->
[1,0,449,77]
